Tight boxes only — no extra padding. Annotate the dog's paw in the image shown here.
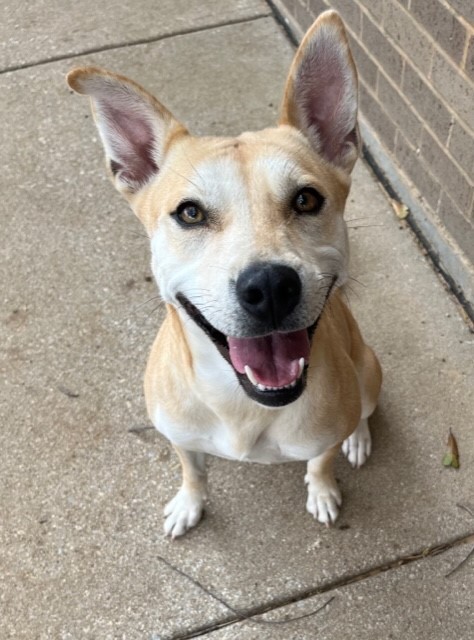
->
[342,418,371,468]
[305,478,342,526]
[163,489,204,538]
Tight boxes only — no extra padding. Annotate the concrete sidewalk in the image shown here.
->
[1,2,473,638]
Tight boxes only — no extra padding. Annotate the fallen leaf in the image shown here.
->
[390,198,409,219]
[443,429,460,469]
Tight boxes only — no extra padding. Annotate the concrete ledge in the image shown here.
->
[360,117,474,320]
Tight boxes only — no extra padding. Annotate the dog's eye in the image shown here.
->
[175,201,206,226]
[293,187,325,215]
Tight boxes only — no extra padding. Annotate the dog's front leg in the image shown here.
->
[305,445,342,526]
[164,447,207,538]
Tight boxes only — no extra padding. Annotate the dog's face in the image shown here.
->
[145,128,351,406]
[68,10,359,408]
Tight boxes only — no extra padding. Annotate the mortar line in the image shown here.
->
[0,13,271,76]
[165,530,474,639]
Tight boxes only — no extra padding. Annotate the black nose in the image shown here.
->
[236,262,302,327]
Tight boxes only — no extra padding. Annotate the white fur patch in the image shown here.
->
[305,474,342,525]
[154,396,333,466]
[163,488,204,538]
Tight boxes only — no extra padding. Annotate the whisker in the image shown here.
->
[166,165,202,191]
[185,156,205,186]
[345,215,380,223]
[132,294,163,311]
[142,302,166,322]
[348,275,366,288]
[347,223,385,229]
[342,282,361,302]
[124,229,150,239]
[118,294,163,325]
[205,263,229,273]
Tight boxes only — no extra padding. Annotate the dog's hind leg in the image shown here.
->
[164,447,207,538]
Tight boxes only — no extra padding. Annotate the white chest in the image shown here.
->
[153,404,328,464]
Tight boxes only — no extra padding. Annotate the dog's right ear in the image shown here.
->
[66,66,187,200]
[280,11,360,173]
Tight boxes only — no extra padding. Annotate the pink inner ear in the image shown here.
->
[296,36,357,165]
[302,73,343,161]
[101,100,158,188]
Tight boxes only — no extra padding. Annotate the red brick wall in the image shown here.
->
[272,0,474,309]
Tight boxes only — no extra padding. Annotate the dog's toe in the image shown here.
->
[163,489,204,538]
[342,418,371,468]
[306,483,342,526]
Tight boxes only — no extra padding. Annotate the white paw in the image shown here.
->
[163,489,204,538]
[305,477,342,526]
[342,419,371,468]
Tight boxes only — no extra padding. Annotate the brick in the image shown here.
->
[394,132,441,210]
[361,13,403,84]
[466,35,474,82]
[348,34,378,89]
[448,120,474,179]
[402,63,452,144]
[359,82,397,152]
[384,0,433,76]
[431,50,474,130]
[438,192,474,263]
[329,0,361,35]
[378,73,423,144]
[420,128,472,213]
[356,0,385,24]
[446,0,474,23]
[410,0,467,64]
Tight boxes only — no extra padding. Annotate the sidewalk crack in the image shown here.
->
[0,14,271,75]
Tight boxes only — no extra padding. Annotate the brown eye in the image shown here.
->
[293,187,325,215]
[175,201,206,226]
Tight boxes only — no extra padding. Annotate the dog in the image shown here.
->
[67,10,382,538]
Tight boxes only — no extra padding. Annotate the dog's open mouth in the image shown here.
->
[226,330,308,406]
[179,292,308,407]
[176,289,333,407]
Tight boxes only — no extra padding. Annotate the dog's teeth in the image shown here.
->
[244,365,259,386]
[298,357,305,378]
[244,366,300,393]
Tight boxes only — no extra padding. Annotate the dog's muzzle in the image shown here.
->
[176,266,336,408]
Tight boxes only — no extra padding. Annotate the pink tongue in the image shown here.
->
[227,329,310,388]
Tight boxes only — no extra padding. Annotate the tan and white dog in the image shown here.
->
[67,10,382,538]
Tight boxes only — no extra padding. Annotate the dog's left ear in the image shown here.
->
[280,10,360,173]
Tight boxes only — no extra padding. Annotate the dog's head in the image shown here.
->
[67,11,359,408]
